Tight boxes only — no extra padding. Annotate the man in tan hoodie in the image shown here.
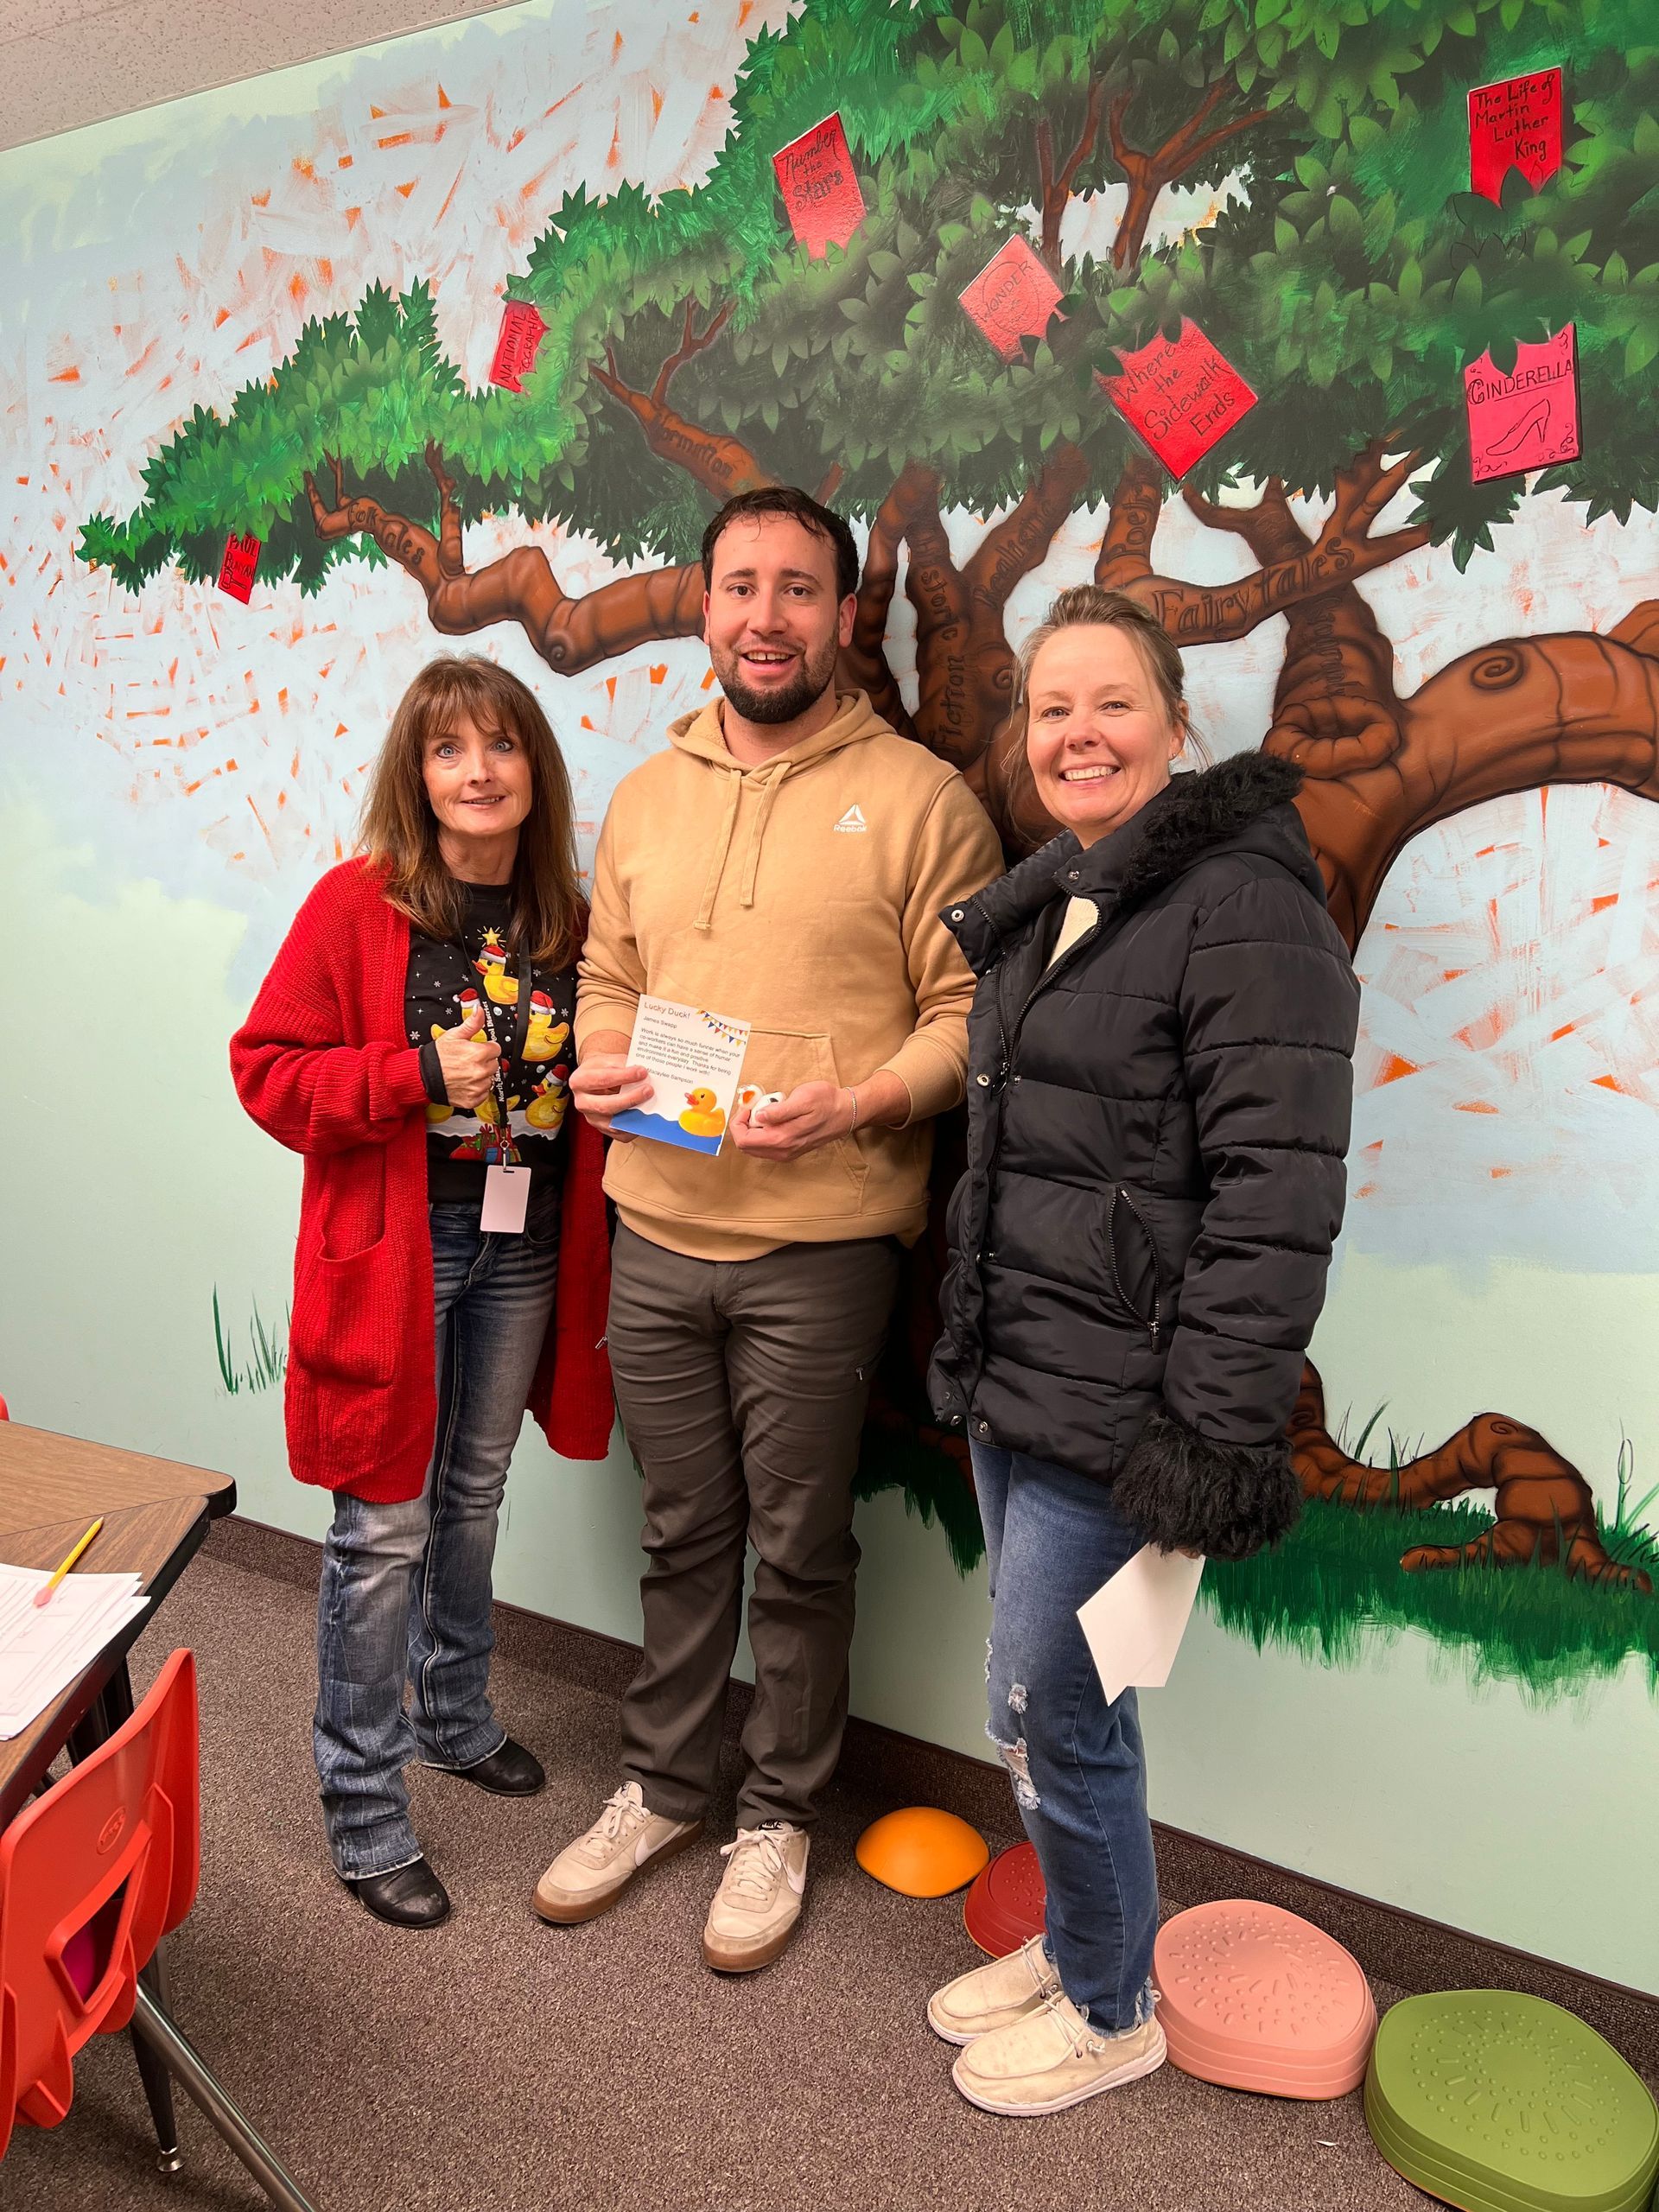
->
[532,486,1001,1970]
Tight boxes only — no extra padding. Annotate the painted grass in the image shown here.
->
[857,1414,1659,1699]
[855,1422,988,1575]
[1201,1494,1659,1698]
[212,1287,288,1395]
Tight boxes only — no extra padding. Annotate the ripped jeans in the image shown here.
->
[971,1440,1159,2033]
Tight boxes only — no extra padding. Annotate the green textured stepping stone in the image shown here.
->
[1364,1991,1659,2212]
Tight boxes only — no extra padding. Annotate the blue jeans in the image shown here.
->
[971,1440,1160,2032]
[314,1185,560,1878]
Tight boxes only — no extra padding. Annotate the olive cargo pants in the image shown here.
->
[608,1221,900,1830]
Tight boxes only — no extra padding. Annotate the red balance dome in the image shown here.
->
[963,1841,1046,1958]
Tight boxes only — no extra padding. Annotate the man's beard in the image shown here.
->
[715,635,840,725]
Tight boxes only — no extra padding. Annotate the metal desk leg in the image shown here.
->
[66,1658,135,1764]
[101,1656,137,1730]
[130,1985,320,2212]
[130,1951,183,2172]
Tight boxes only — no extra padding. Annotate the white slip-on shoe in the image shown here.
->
[951,1993,1166,2116]
[926,1933,1063,2045]
[701,1823,810,1973]
[532,1782,702,1925]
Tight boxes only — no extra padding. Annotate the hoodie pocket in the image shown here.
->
[742,1028,868,1204]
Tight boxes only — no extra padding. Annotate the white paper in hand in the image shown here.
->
[1076,1545,1205,1706]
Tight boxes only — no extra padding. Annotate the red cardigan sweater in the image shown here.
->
[230,858,613,1503]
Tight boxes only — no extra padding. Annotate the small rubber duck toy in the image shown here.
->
[678,1086,727,1139]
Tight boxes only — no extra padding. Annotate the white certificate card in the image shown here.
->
[609,996,752,1155]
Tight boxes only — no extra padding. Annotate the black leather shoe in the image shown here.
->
[435,1737,546,1796]
[344,1858,451,1929]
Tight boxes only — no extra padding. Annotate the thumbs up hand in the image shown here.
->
[434,1006,500,1109]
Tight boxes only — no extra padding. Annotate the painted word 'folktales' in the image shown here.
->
[772,113,867,260]
[1468,69,1563,205]
[958,237,1064,363]
[1465,325,1580,484]
[217,531,262,602]
[1100,321,1257,480]
[489,300,549,394]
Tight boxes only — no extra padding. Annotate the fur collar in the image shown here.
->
[1102,750,1306,906]
[946,751,1312,976]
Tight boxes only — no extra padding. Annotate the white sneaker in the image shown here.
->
[701,1822,810,1973]
[951,1993,1166,2116]
[532,1782,702,1925]
[927,1934,1063,2045]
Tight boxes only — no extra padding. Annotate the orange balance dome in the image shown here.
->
[855,1808,990,1898]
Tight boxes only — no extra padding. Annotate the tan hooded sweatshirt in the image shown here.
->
[577,690,1003,1260]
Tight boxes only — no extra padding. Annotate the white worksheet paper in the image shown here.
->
[0,1562,149,1739]
[1076,1545,1205,1706]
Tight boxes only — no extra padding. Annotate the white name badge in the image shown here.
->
[480,1162,531,1235]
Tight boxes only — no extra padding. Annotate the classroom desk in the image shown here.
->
[0,1422,237,1827]
[0,1428,314,2207]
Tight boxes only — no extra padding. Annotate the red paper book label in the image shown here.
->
[1100,320,1256,480]
[772,113,867,260]
[217,531,261,602]
[1468,69,1562,204]
[1465,324,1580,485]
[958,237,1064,362]
[489,300,548,394]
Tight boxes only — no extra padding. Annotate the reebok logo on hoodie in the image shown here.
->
[834,804,868,833]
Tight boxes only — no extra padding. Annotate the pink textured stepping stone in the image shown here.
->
[1154,1901,1377,2099]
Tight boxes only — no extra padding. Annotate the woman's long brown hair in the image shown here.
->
[359,656,582,965]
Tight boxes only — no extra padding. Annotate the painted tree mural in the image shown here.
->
[80,0,1659,1604]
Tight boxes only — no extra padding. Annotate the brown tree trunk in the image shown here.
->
[1291,1366,1651,1592]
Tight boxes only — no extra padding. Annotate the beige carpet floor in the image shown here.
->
[8,1529,1448,2212]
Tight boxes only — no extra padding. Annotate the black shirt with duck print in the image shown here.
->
[405,881,576,1202]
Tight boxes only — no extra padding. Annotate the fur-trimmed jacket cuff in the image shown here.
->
[1113,1407,1303,1562]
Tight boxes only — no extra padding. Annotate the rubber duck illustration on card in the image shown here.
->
[679,1087,727,1140]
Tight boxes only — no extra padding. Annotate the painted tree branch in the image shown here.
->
[303,450,704,672]
[899,448,1090,772]
[1107,81,1268,268]
[1035,78,1109,270]
[650,297,735,408]
[1144,440,1431,650]
[1291,1365,1651,1592]
[840,471,918,742]
[591,353,775,503]
[1095,452,1166,588]
[1173,461,1659,946]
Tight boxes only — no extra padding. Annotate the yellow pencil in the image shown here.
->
[31,1518,105,1608]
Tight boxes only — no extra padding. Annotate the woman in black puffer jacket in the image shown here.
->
[924,588,1359,2120]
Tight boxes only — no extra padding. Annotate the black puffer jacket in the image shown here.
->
[929,753,1359,1560]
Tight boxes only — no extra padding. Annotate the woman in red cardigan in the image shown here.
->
[232,656,613,1929]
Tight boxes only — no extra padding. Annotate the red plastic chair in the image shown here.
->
[0,1649,317,2207]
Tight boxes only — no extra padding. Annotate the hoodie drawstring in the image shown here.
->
[696,760,792,927]
[740,762,790,910]
[696,766,744,931]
